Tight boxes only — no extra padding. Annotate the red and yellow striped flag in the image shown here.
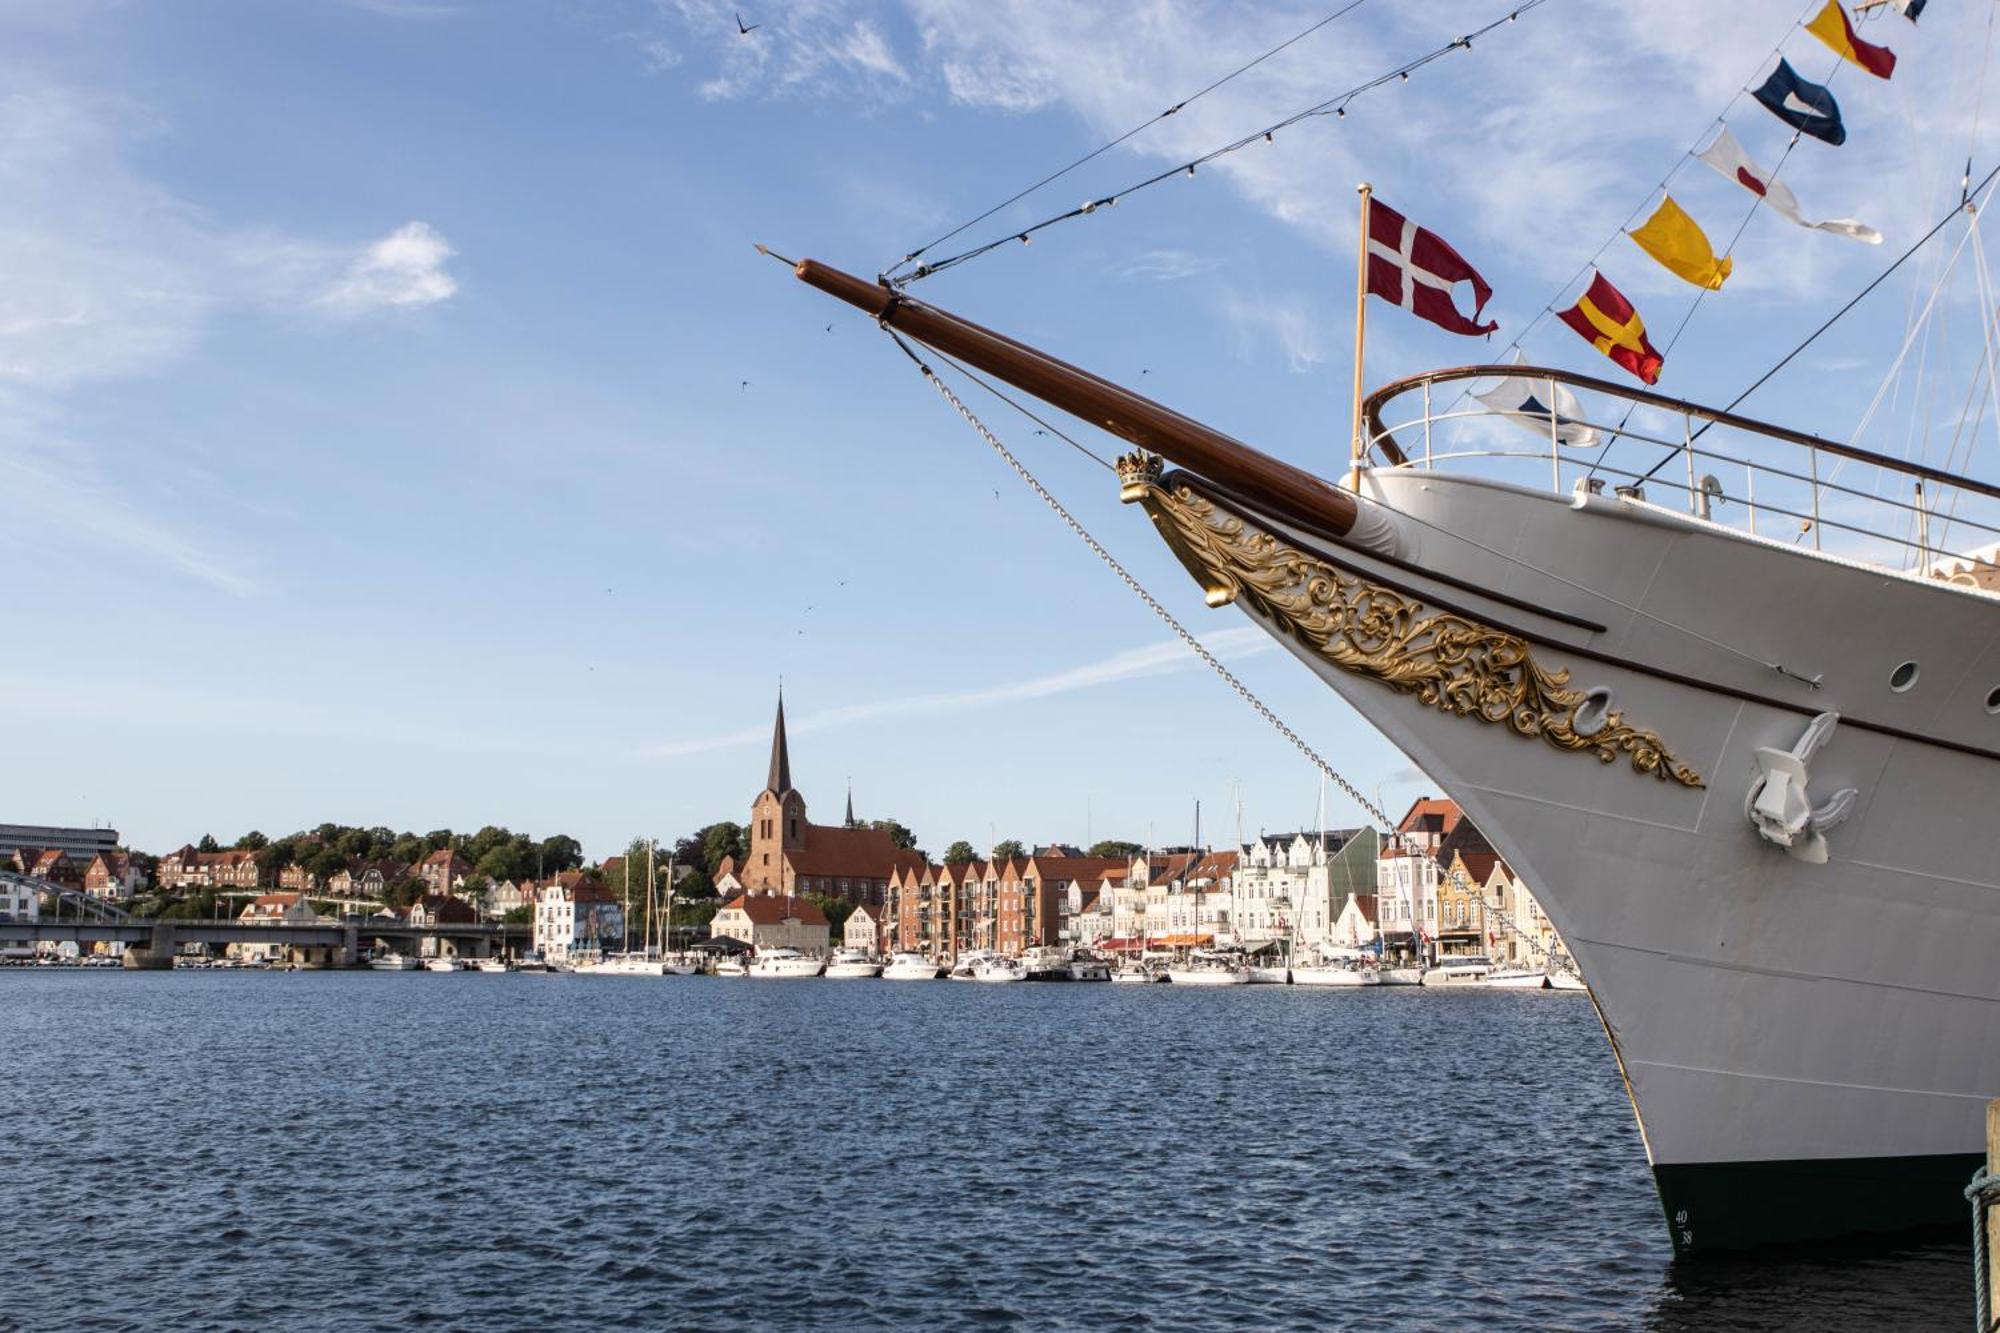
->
[1558,273,1664,385]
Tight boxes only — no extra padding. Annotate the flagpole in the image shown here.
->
[1349,181,1372,491]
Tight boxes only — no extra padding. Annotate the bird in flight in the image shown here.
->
[736,12,759,34]
[824,323,834,333]
[1032,429,1048,437]
[1140,368,1153,376]
[740,380,750,390]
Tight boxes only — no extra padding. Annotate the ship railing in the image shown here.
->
[1360,365,2000,579]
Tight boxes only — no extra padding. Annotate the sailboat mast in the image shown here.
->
[647,839,656,955]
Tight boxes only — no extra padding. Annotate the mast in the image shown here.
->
[790,260,1367,540]
[1350,181,1372,491]
[647,839,656,955]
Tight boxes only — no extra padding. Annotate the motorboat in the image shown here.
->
[1421,954,1495,987]
[1292,961,1381,987]
[423,956,465,973]
[748,948,823,978]
[972,956,1028,983]
[1165,951,1249,986]
[474,957,511,974]
[578,952,667,977]
[1374,966,1424,986]
[948,949,997,981]
[1110,962,1161,984]
[1488,966,1551,989]
[712,955,748,977]
[883,952,944,980]
[514,954,552,974]
[664,954,702,976]
[1021,945,1072,980]
[824,949,883,979]
[1066,951,1112,982]
[369,952,421,971]
[1547,959,1589,992]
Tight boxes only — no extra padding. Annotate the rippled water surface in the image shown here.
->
[0,973,1968,1331]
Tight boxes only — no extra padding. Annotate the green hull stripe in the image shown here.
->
[1654,1153,1981,1256]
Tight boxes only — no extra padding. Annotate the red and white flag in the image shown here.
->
[1366,196,1499,336]
[1697,127,1881,244]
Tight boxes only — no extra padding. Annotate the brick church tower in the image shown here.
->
[746,692,809,892]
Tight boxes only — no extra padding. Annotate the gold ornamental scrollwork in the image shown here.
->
[1115,452,1705,788]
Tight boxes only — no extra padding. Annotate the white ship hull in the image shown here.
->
[1165,967,1248,986]
[1291,966,1378,987]
[1204,465,2000,1252]
[882,957,943,980]
[748,956,823,978]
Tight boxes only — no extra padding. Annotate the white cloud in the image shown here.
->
[318,221,459,314]
[0,83,457,594]
[640,626,1276,757]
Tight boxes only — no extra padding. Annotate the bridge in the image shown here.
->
[0,904,531,969]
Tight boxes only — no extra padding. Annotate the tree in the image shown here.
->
[197,834,220,853]
[943,840,976,864]
[806,893,854,939]
[1089,840,1144,859]
[234,831,268,851]
[693,822,747,873]
[384,876,426,910]
[991,839,1026,861]
[539,834,583,874]
[503,905,532,926]
[867,818,918,851]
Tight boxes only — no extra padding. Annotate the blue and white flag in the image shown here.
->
[1474,355,1600,447]
[1752,59,1846,145]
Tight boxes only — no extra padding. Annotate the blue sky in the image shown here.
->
[3,0,1991,859]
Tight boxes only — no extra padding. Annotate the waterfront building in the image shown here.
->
[278,864,321,893]
[710,890,830,954]
[742,694,921,905]
[535,877,624,966]
[157,845,262,890]
[82,852,145,900]
[483,877,537,921]
[0,876,38,923]
[1329,893,1379,951]
[417,849,471,894]
[1024,854,1127,951]
[843,903,881,953]
[11,848,80,886]
[234,892,326,963]
[327,860,403,900]
[0,823,119,866]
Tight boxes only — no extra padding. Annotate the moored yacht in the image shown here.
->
[1421,954,1494,987]
[1292,955,1380,987]
[1165,951,1249,986]
[748,948,822,979]
[369,952,421,971]
[824,949,883,979]
[423,956,465,973]
[972,955,1028,983]
[947,949,996,981]
[1020,945,1072,981]
[1066,950,1112,982]
[578,952,666,977]
[882,952,944,980]
[1487,966,1551,989]
[474,957,510,974]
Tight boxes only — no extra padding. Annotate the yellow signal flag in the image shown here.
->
[1628,195,1733,291]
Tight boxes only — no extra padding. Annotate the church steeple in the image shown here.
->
[845,779,856,828]
[766,690,792,796]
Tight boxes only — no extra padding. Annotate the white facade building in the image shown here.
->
[0,875,39,923]
[535,879,625,966]
[844,904,881,953]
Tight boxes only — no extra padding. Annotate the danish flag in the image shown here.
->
[1366,196,1499,337]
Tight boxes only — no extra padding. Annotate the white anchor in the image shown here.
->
[1745,711,1858,865]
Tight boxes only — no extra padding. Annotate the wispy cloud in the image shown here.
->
[1218,286,1322,373]
[640,625,1277,758]
[340,0,464,18]
[318,221,459,314]
[0,84,457,593]
[1118,248,1220,282]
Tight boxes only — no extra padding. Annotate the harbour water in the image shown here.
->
[1,973,1965,1331]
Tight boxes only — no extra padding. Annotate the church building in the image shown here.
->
[724,693,922,909]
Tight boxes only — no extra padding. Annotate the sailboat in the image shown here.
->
[783,157,2000,1247]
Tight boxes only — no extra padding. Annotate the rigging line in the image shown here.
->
[884,0,1377,281]
[922,344,1116,471]
[894,0,1553,288]
[881,321,1419,882]
[1439,1,1827,440]
[1629,164,2000,488]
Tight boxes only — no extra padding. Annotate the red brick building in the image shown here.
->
[741,693,921,906]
